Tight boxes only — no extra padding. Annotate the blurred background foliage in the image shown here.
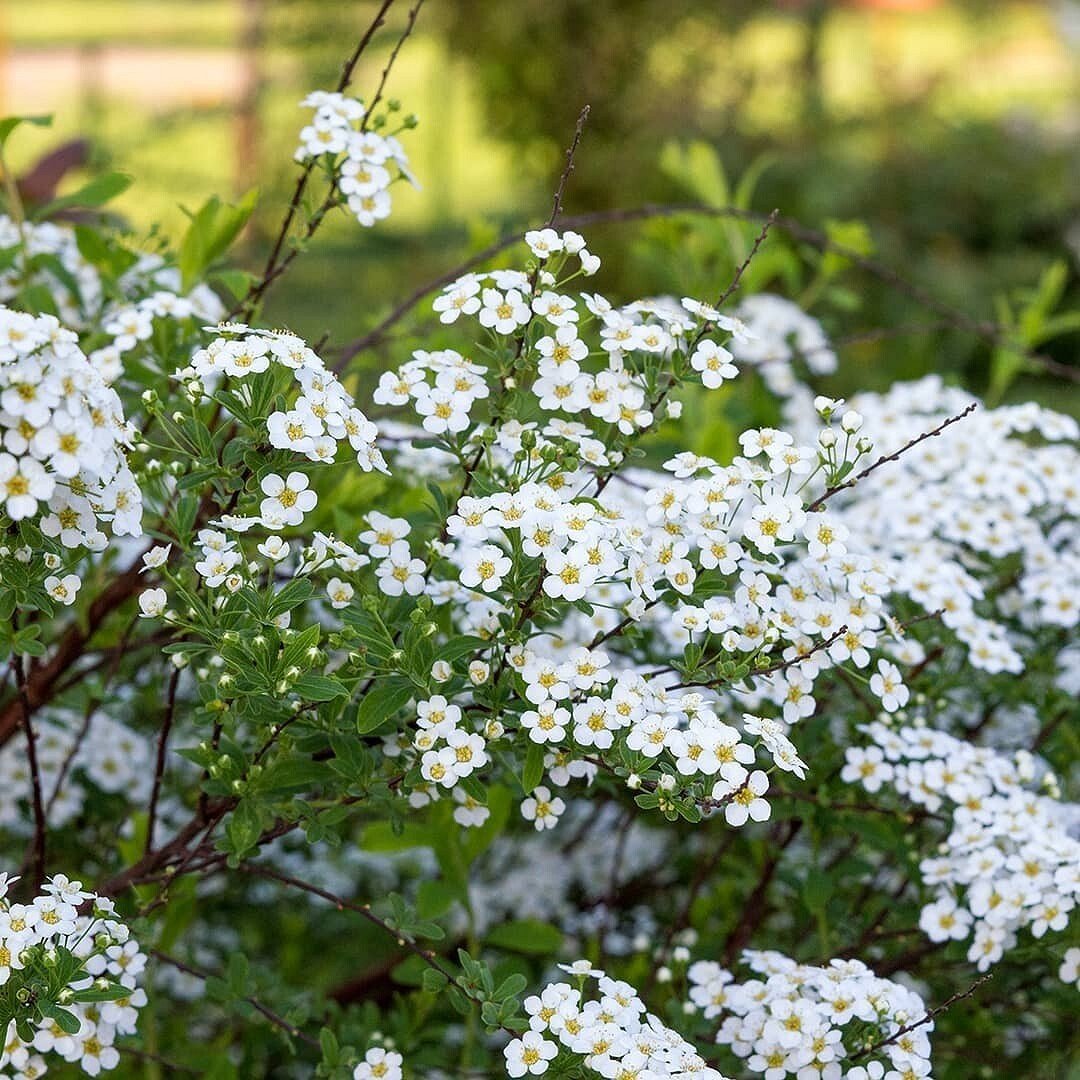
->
[2,0,1079,411]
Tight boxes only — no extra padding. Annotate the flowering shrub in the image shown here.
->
[0,12,1076,1079]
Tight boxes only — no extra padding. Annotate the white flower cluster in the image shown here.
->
[0,711,152,833]
[0,308,142,544]
[0,216,222,357]
[184,325,386,473]
[294,90,415,228]
[844,722,1079,972]
[785,376,1080,672]
[0,874,146,1078]
[93,282,223,384]
[357,236,948,827]
[0,217,103,327]
[689,950,931,1080]
[413,692,490,791]
[505,961,730,1078]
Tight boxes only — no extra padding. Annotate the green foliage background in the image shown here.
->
[4,0,1079,415]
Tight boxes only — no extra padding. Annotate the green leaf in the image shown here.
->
[225,800,263,859]
[341,609,397,665]
[258,758,326,794]
[292,674,348,702]
[270,578,315,617]
[521,742,545,795]
[355,676,414,734]
[74,224,139,277]
[436,635,491,664]
[33,172,133,218]
[0,114,52,149]
[178,189,259,291]
[660,139,729,207]
[39,1004,81,1035]
[212,268,257,301]
[801,867,832,915]
[417,879,459,920]
[422,966,449,992]
[485,919,563,956]
[493,972,528,1001]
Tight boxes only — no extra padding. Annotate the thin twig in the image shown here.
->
[331,202,1078,384]
[851,973,992,1060]
[235,0,407,318]
[145,665,182,856]
[712,209,777,310]
[236,862,521,1036]
[546,105,590,227]
[806,402,978,512]
[13,643,47,892]
[151,950,320,1048]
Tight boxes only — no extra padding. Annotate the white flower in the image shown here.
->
[433,276,482,324]
[326,577,355,609]
[712,767,771,827]
[869,659,909,713]
[478,287,530,335]
[258,536,291,562]
[138,588,168,618]
[690,340,738,389]
[504,1031,557,1077]
[44,573,81,606]
[141,544,172,572]
[375,540,425,597]
[260,471,317,527]
[525,228,563,259]
[521,786,566,831]
[353,1047,403,1080]
[0,453,55,520]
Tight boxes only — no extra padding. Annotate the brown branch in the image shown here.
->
[234,0,413,319]
[0,555,146,745]
[151,950,320,1048]
[546,105,590,228]
[806,403,978,512]
[712,209,777,310]
[13,645,47,892]
[236,862,520,1036]
[145,665,182,856]
[723,818,803,964]
[362,0,426,130]
[851,973,993,1061]
[676,624,849,691]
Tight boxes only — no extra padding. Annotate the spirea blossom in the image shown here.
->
[0,874,146,1077]
[845,721,1080,971]
[294,90,416,229]
[690,950,932,1080]
[0,308,143,544]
